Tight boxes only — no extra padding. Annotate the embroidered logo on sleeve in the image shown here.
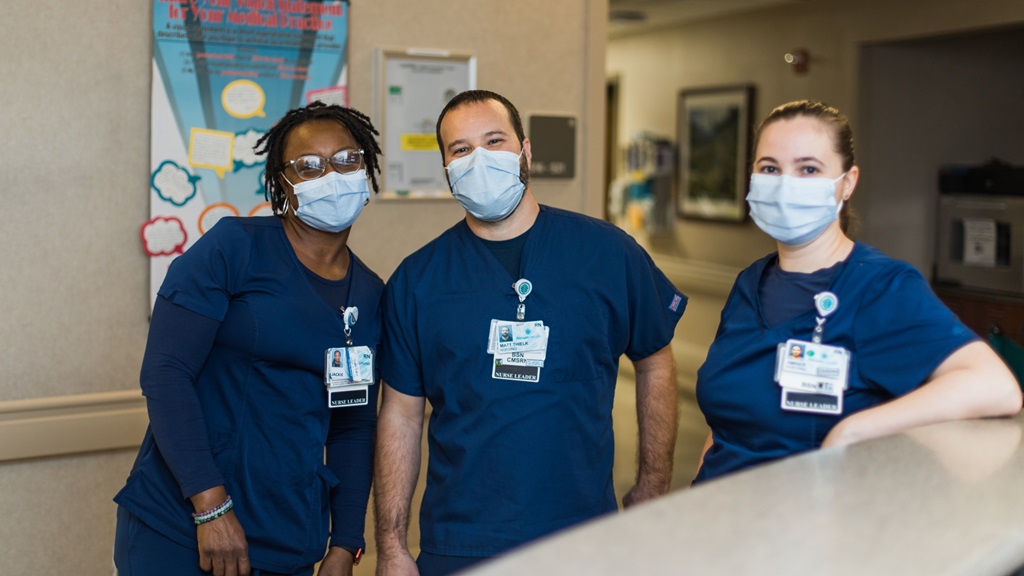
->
[669,294,682,312]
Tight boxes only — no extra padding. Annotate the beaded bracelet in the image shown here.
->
[192,496,234,525]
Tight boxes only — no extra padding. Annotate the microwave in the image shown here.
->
[934,194,1024,294]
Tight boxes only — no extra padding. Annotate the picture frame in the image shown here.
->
[676,85,755,221]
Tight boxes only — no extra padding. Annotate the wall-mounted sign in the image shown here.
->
[528,115,576,179]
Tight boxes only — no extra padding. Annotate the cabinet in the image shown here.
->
[933,285,1024,346]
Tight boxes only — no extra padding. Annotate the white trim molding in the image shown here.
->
[0,257,738,463]
[0,390,147,462]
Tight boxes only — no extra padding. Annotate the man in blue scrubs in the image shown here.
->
[374,90,687,576]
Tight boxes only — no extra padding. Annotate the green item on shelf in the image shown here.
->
[988,328,1024,390]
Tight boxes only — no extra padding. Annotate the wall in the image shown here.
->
[0,1,606,574]
[859,26,1024,272]
[608,0,1024,270]
[607,0,1024,379]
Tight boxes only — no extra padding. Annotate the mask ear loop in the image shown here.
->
[278,173,296,216]
[834,172,849,217]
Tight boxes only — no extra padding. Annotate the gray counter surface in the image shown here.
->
[468,415,1024,575]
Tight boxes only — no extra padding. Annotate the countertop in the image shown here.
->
[467,414,1024,575]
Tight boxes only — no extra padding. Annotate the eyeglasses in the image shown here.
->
[284,149,364,181]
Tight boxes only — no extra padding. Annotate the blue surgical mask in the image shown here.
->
[286,170,369,233]
[446,147,526,222]
[746,173,846,246]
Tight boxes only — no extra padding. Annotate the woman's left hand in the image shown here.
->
[316,546,355,576]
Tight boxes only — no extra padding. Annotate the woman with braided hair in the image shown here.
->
[115,102,384,576]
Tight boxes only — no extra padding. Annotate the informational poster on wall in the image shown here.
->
[142,0,350,306]
[376,49,476,199]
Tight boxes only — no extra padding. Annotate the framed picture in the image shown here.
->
[676,85,755,221]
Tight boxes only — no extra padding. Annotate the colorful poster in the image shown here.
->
[143,0,350,305]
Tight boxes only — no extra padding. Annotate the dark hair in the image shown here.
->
[254,101,382,214]
[754,100,857,232]
[435,90,526,155]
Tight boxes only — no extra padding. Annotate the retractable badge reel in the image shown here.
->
[324,306,374,408]
[513,278,532,321]
[343,306,358,346]
[812,291,838,343]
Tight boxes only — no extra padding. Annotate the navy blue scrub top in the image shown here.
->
[381,205,686,556]
[115,217,382,573]
[694,242,977,483]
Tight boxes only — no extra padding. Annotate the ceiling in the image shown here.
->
[608,0,803,37]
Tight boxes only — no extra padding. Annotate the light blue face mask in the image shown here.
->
[445,147,526,222]
[746,172,846,246]
[286,170,370,233]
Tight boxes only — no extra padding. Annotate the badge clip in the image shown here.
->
[342,306,359,346]
[513,279,532,322]
[811,292,838,344]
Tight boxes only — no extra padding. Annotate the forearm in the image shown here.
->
[142,296,224,498]
[373,383,424,556]
[824,341,1022,447]
[325,386,378,549]
[632,345,678,492]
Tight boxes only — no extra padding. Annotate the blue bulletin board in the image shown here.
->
[144,0,351,306]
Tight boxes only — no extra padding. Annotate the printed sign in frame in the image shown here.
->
[375,48,476,200]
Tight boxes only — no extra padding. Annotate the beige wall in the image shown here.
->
[607,0,1024,376]
[0,1,606,574]
[5,0,1024,572]
[858,26,1024,272]
[607,0,1024,270]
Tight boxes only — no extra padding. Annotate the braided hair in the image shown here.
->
[254,101,382,214]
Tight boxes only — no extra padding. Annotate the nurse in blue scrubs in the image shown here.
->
[374,90,685,576]
[114,102,384,576]
[694,100,1022,483]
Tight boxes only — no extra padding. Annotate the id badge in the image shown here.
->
[492,356,542,382]
[325,346,375,408]
[488,320,548,354]
[775,338,849,415]
[487,319,548,382]
[325,346,375,386]
[328,385,369,408]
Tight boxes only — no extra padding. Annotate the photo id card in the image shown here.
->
[487,320,548,354]
[486,319,549,383]
[325,346,375,386]
[775,338,849,415]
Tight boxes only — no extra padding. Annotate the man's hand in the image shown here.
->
[375,549,419,576]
